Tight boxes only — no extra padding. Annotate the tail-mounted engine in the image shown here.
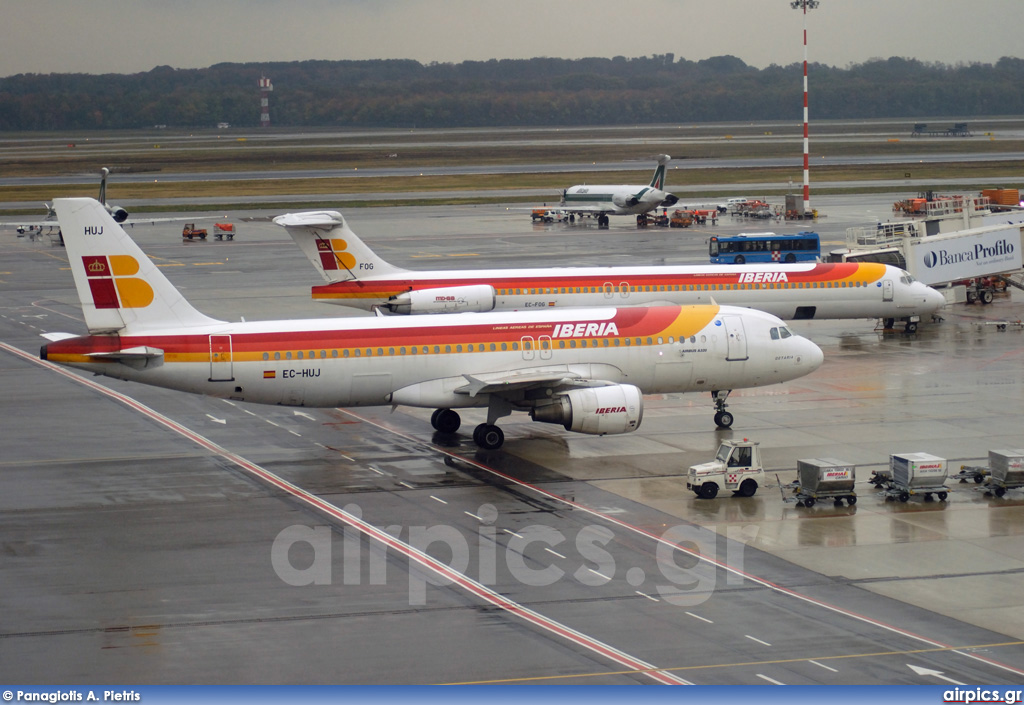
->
[385,284,496,314]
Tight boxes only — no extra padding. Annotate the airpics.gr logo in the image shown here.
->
[82,255,153,309]
[316,238,357,271]
[923,239,1015,268]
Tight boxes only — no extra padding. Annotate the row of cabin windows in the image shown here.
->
[257,335,708,361]
[495,281,863,295]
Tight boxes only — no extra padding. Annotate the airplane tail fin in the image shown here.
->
[649,154,671,190]
[274,210,406,283]
[53,198,222,334]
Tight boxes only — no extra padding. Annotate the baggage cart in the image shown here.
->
[984,449,1024,497]
[882,452,949,502]
[788,458,857,507]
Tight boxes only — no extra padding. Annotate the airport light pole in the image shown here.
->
[791,0,819,217]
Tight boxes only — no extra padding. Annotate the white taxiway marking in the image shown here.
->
[464,511,483,521]
[756,674,786,685]
[545,548,567,559]
[636,591,659,602]
[430,495,448,505]
[398,481,414,489]
[503,529,523,539]
[809,660,838,673]
[908,664,966,686]
[745,635,772,647]
[205,414,226,424]
[685,612,713,624]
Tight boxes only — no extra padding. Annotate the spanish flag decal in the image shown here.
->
[263,370,276,379]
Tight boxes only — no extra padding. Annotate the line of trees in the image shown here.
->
[2,55,1023,131]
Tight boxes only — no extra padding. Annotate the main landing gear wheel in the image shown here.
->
[904,320,919,334]
[597,214,610,227]
[431,408,461,434]
[473,423,504,450]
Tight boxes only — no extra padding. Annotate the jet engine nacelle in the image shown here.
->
[530,384,643,435]
[612,193,640,209]
[385,284,496,315]
[105,204,129,223]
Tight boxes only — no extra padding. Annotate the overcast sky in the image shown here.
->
[1,0,1020,77]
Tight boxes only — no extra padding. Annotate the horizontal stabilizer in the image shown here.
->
[86,345,164,360]
[40,332,78,342]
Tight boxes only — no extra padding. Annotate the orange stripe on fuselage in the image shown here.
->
[310,263,887,300]
[43,305,723,363]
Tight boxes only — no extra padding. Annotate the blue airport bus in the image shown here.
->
[709,232,821,264]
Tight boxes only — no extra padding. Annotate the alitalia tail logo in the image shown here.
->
[82,255,153,309]
[552,322,619,338]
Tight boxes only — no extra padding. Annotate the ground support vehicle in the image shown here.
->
[981,450,1024,497]
[669,210,693,228]
[785,458,857,507]
[213,222,235,240]
[182,223,208,240]
[531,208,567,223]
[880,452,949,502]
[687,440,765,499]
[636,212,670,227]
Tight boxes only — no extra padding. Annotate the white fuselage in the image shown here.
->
[43,305,822,410]
[312,262,946,321]
[562,184,672,216]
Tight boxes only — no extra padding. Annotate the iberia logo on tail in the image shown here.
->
[82,255,154,309]
[316,239,356,271]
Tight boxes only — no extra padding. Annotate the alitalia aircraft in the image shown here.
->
[39,198,823,447]
[276,210,947,333]
[552,154,678,226]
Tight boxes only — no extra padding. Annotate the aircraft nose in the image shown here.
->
[799,336,824,372]
[924,285,946,314]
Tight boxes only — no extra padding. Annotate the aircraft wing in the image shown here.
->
[4,214,229,231]
[455,366,625,398]
[559,203,618,215]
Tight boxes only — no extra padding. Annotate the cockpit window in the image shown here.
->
[770,327,780,340]
[779,326,793,339]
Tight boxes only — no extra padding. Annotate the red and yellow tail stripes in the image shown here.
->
[316,238,357,271]
[83,254,154,309]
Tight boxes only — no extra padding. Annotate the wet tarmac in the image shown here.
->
[2,196,1023,684]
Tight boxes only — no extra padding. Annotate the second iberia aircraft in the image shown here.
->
[275,210,945,333]
[40,198,823,448]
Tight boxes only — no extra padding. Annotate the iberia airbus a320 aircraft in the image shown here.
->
[275,210,946,333]
[40,198,823,447]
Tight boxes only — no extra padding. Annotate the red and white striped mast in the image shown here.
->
[791,0,819,217]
